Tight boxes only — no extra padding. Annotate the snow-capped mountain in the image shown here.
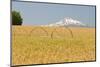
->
[41,17,86,27]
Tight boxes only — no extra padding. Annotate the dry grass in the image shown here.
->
[12,26,96,65]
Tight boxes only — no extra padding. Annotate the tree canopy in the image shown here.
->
[12,11,23,25]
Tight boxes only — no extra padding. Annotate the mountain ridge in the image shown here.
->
[41,17,86,27]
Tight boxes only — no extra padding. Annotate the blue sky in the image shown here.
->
[12,1,96,27]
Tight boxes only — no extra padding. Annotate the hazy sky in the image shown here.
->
[12,1,96,27]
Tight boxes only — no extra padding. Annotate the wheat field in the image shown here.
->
[12,26,96,65]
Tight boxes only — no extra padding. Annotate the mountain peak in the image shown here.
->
[41,17,86,27]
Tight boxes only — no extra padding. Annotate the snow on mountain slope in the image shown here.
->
[41,17,86,27]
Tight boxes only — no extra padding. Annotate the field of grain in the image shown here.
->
[12,26,96,65]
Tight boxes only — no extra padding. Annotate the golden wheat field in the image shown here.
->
[12,26,96,65]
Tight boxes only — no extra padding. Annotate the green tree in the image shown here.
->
[12,11,23,25]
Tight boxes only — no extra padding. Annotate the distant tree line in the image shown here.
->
[12,11,23,25]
